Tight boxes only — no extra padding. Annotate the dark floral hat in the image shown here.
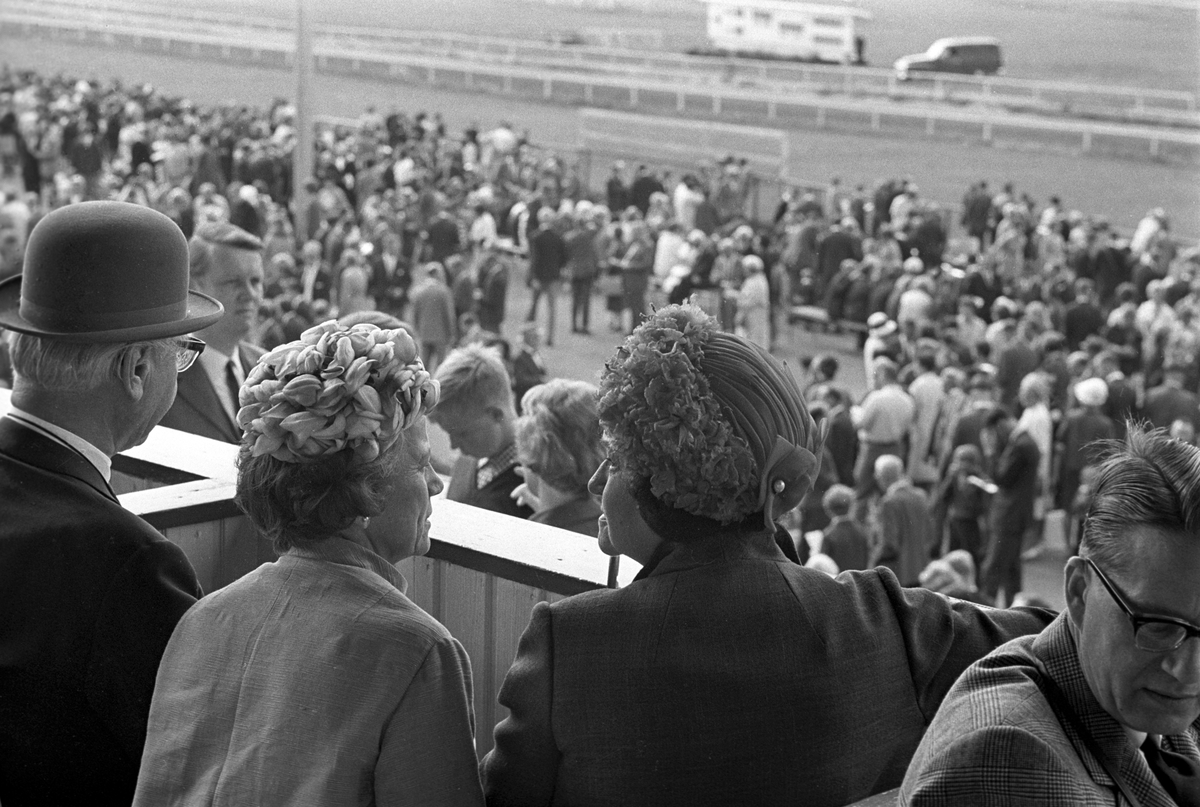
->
[598,304,825,535]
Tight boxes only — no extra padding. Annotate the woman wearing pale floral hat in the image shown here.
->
[482,304,1053,807]
[134,320,484,807]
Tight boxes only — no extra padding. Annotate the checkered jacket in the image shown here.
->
[900,613,1200,806]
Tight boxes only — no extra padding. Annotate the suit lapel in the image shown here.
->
[0,417,118,503]
[174,363,238,442]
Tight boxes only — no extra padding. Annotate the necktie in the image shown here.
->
[1143,735,1200,807]
[225,358,243,426]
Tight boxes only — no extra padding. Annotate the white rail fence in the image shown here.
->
[3,4,1198,165]
[9,0,1198,124]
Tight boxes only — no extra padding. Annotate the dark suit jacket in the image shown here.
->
[873,481,935,586]
[446,455,534,520]
[0,418,202,807]
[992,430,1041,526]
[482,531,1053,807]
[1143,385,1200,431]
[822,517,871,572]
[901,614,1196,806]
[159,341,266,443]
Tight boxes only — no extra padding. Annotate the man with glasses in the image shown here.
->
[901,422,1200,806]
[0,202,223,806]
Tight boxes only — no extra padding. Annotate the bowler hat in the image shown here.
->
[0,201,223,342]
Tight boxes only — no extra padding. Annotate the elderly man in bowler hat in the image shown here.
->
[159,220,266,443]
[0,201,223,805]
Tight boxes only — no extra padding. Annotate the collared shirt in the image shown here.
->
[197,345,243,426]
[7,407,112,482]
[477,442,519,490]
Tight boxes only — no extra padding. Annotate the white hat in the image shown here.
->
[867,312,897,337]
[1075,377,1109,407]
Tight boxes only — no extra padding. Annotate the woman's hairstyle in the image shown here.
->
[234,320,438,551]
[516,380,602,497]
[599,304,823,541]
[1082,423,1200,575]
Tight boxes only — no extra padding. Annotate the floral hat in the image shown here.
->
[237,320,439,464]
[598,304,824,536]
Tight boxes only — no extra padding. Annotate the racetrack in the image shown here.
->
[4,34,1197,237]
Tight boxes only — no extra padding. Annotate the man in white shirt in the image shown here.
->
[160,221,266,443]
[0,201,222,805]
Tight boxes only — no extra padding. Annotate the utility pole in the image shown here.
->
[292,0,314,246]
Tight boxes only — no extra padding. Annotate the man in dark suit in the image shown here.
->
[902,425,1200,807]
[980,407,1041,606]
[0,202,222,806]
[820,484,870,572]
[430,343,533,520]
[872,454,936,586]
[160,221,266,443]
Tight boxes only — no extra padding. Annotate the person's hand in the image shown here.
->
[510,482,541,512]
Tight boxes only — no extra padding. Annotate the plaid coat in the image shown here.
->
[901,613,1200,806]
[482,531,1054,807]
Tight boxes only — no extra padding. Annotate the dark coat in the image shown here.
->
[528,228,568,285]
[446,455,533,520]
[0,418,202,806]
[159,342,267,444]
[482,532,1053,807]
[992,429,1041,525]
[821,518,871,572]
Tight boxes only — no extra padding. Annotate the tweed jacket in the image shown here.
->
[159,340,266,443]
[481,531,1054,807]
[133,538,483,807]
[0,417,202,807]
[900,613,1200,806]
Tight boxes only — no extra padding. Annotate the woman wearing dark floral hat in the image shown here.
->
[482,304,1053,807]
[134,320,484,806]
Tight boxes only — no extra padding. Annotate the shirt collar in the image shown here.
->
[8,406,112,482]
[197,344,237,378]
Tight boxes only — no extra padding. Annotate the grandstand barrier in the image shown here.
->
[0,388,642,759]
[2,3,1198,166]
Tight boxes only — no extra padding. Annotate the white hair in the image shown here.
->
[7,331,173,391]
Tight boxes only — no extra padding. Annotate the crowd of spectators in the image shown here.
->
[2,64,1197,610]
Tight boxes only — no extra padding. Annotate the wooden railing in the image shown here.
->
[0,389,635,757]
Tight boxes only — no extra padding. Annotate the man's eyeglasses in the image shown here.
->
[1083,557,1200,653]
[173,336,206,373]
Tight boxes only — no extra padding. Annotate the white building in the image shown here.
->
[700,0,870,64]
